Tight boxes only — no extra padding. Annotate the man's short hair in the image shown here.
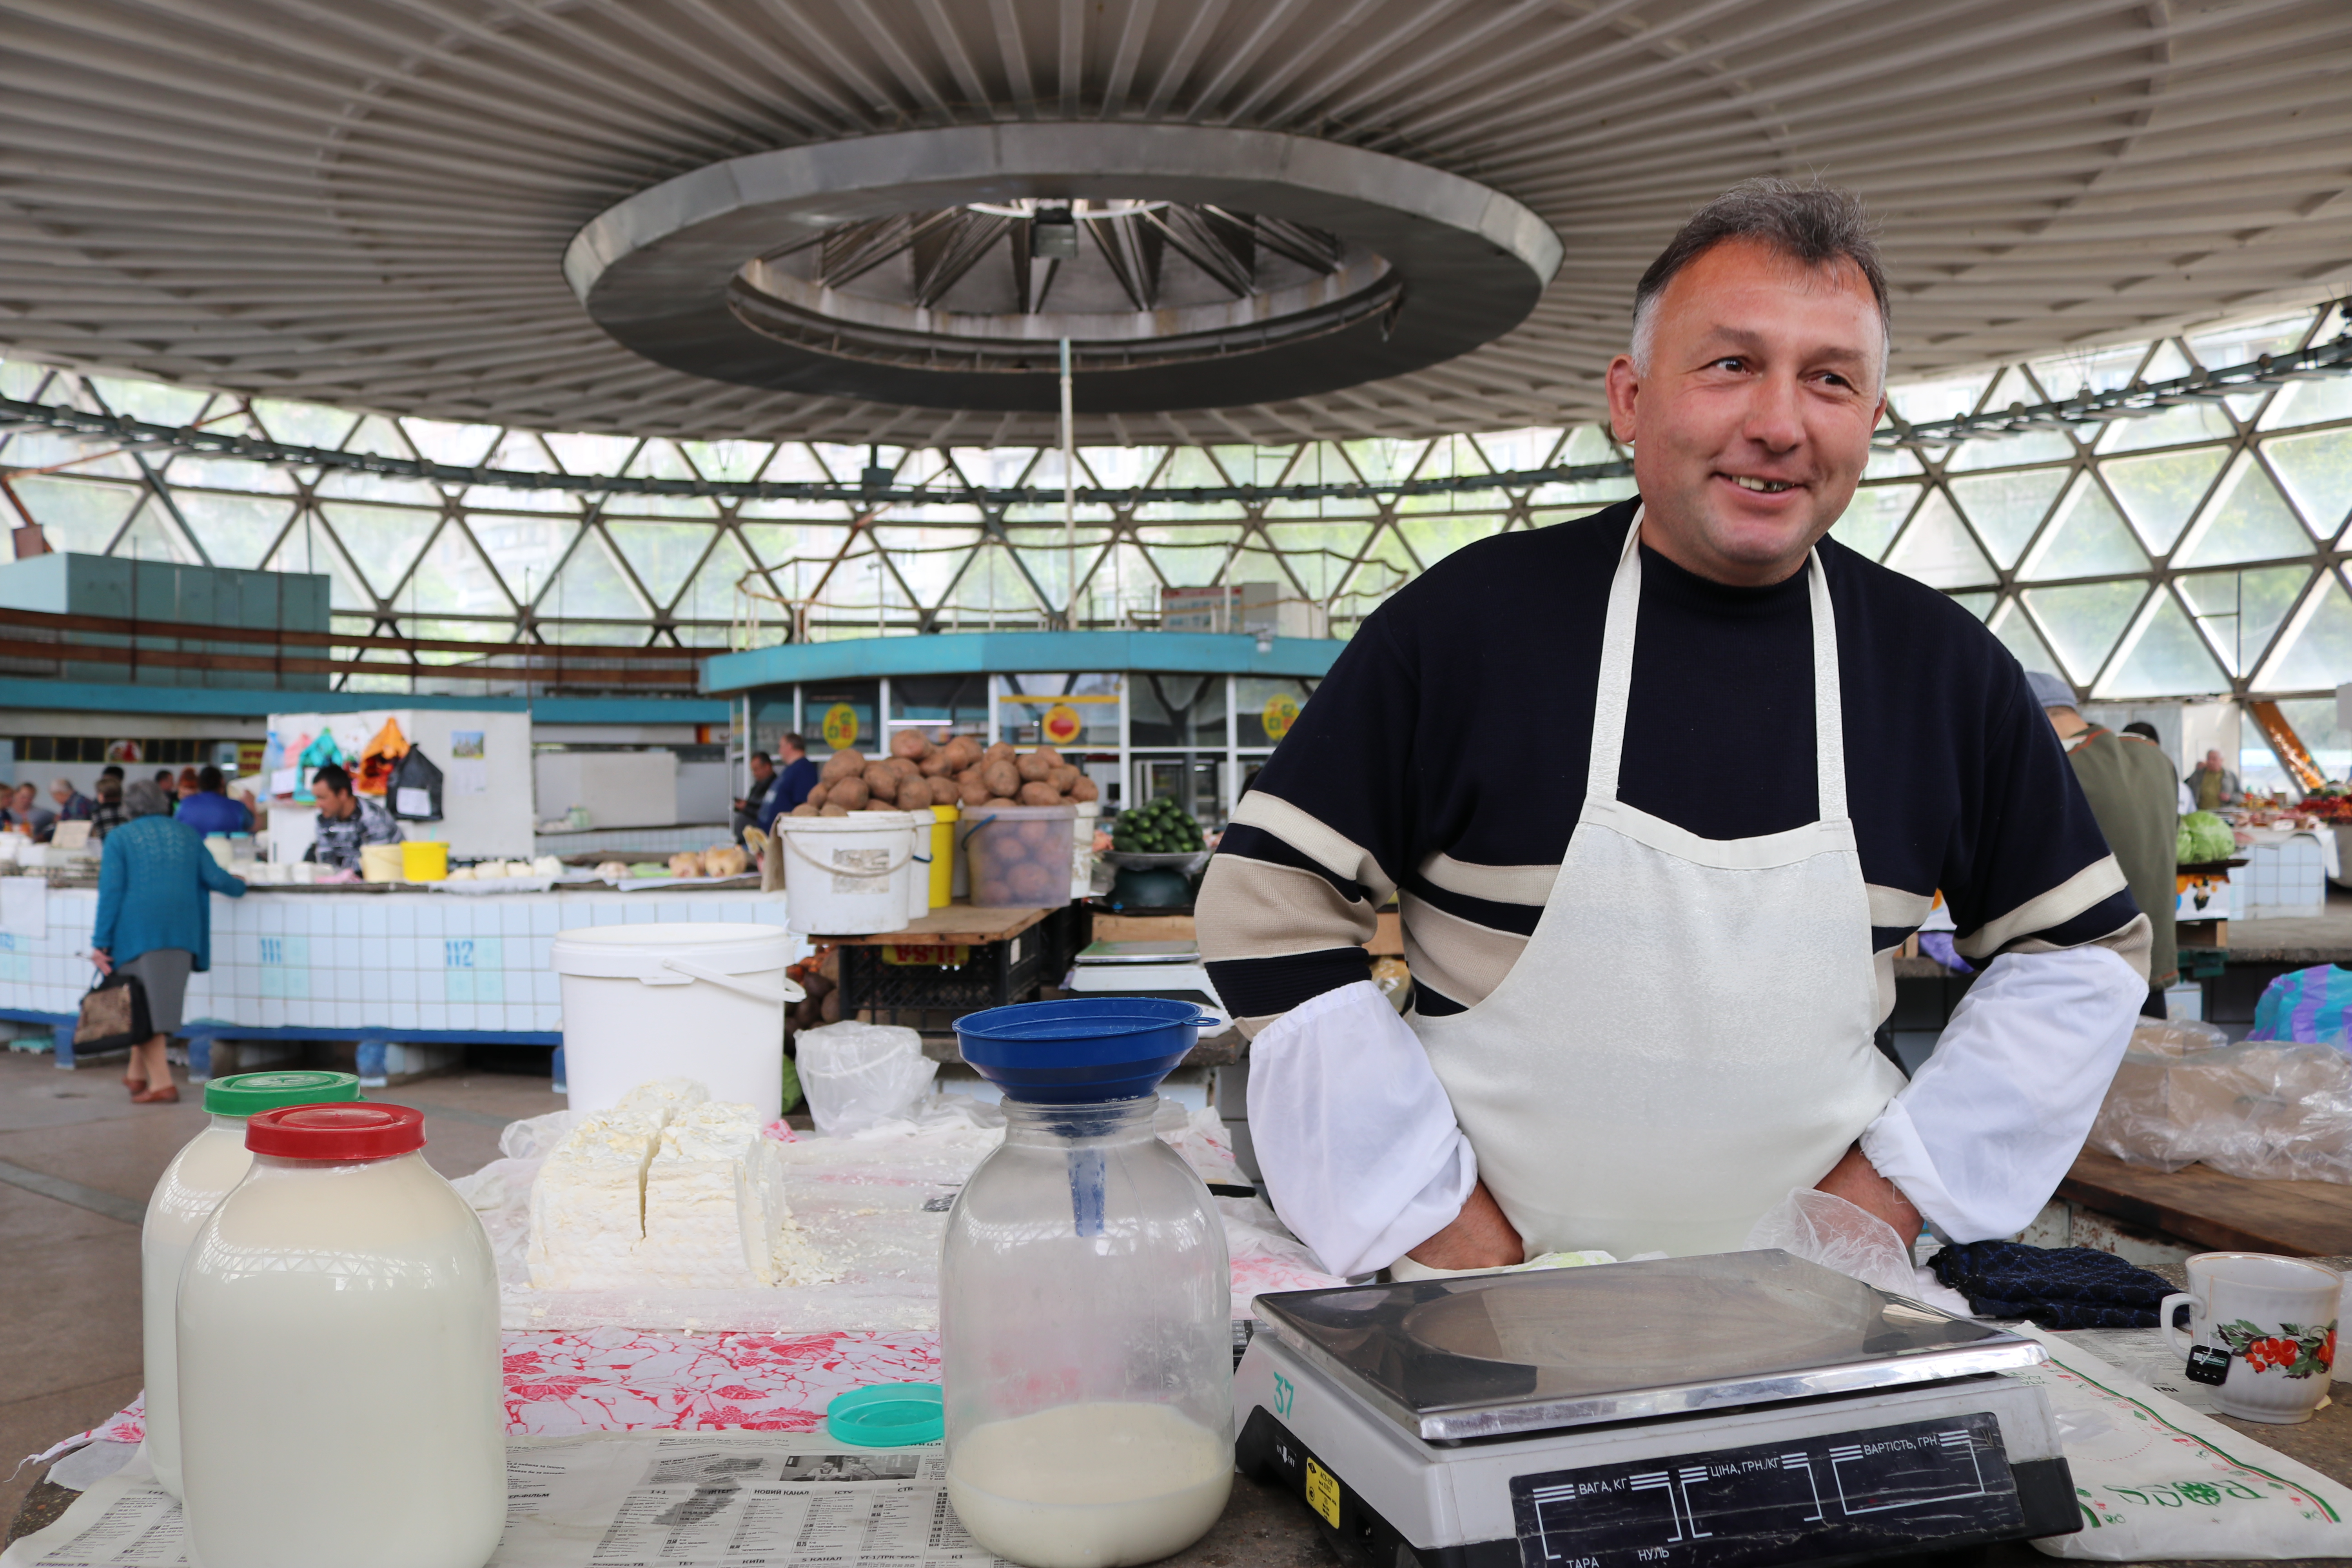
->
[198,764,225,793]
[312,762,353,797]
[782,733,807,753]
[2122,721,2160,742]
[1633,178,1890,376]
[51,777,74,795]
[100,764,123,780]
[95,775,122,802]
[154,769,174,785]
[751,751,771,766]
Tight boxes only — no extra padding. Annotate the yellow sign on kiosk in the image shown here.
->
[821,702,861,750]
[1041,703,1083,746]
[1261,692,1300,742]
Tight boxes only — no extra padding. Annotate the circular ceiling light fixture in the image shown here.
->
[565,125,1560,416]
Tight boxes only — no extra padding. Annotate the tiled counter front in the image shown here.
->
[0,887,797,1047]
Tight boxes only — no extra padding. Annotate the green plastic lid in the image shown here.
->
[205,1070,364,1118]
[825,1384,943,1447]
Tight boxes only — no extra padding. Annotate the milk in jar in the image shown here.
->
[939,1007,1232,1568]
[140,1070,361,1499]
[178,1103,505,1568]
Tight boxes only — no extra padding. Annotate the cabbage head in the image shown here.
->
[2177,811,2234,865]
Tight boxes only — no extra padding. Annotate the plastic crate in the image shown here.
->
[838,905,1091,1024]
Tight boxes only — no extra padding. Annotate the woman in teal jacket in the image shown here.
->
[91,780,245,1102]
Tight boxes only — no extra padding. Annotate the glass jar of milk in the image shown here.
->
[141,1069,361,1499]
[178,1103,505,1568]
[940,1095,1232,1568]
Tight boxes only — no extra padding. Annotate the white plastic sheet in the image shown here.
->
[2087,1039,2352,1183]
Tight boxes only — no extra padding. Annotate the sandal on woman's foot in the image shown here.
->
[132,1083,180,1104]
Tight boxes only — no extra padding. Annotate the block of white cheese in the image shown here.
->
[526,1080,829,1292]
[613,1076,710,1124]
[635,1103,831,1289]
[526,1110,662,1290]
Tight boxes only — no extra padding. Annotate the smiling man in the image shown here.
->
[1196,180,2147,1279]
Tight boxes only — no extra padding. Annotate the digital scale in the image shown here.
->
[1234,1250,2078,1568]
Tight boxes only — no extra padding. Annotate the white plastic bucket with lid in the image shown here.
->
[775,814,917,935]
[902,810,933,926]
[550,923,804,1114]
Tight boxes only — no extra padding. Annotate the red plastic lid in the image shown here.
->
[246,1103,425,1160]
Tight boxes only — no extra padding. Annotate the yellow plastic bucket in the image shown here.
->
[360,843,405,883]
[401,840,449,882]
[929,804,959,909]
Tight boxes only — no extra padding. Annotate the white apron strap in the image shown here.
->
[1584,511,1647,803]
[1590,509,1847,825]
[1806,540,1847,824]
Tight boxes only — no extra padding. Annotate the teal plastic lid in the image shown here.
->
[205,1070,364,1118]
[825,1384,943,1447]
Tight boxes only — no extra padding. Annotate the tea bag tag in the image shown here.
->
[2184,1344,2233,1385]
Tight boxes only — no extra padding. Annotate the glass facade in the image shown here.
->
[4,300,2348,717]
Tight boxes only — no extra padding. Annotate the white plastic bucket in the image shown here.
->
[776,814,917,935]
[901,810,932,926]
[550,922,804,1115]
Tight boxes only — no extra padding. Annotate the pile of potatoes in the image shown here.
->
[792,732,1099,817]
[965,810,1074,906]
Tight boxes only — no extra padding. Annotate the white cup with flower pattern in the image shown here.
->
[2161,1252,2339,1424]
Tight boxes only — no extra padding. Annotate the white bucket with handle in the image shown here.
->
[775,814,917,935]
[550,922,805,1115]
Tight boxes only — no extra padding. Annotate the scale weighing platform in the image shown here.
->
[1235,1250,2077,1568]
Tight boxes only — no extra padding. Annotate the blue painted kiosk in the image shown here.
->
[699,630,1345,823]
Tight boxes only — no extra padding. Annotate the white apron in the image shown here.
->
[1410,513,1904,1259]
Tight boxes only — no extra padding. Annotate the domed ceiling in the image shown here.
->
[2,0,2349,444]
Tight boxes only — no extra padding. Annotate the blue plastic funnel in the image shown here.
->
[955,997,1220,1103]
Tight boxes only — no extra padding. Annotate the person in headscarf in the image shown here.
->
[89,779,247,1102]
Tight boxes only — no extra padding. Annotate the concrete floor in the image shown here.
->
[0,1050,558,1528]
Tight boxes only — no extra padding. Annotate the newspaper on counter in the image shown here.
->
[3,1432,1022,1568]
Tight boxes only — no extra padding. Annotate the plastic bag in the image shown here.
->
[1744,1188,1973,1315]
[356,717,407,796]
[2087,1039,2352,1182]
[2025,1328,2352,1560]
[390,745,443,820]
[2124,1018,2228,1058]
[795,1020,940,1136]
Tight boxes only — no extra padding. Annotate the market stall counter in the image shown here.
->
[15,1246,2352,1567]
[0,881,800,1084]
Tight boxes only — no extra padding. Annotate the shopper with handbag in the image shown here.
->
[88,779,246,1103]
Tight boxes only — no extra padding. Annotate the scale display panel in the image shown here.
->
[1509,1411,2023,1568]
[1255,1250,2044,1439]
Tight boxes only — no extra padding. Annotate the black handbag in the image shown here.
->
[75,969,152,1051]
[390,745,445,821]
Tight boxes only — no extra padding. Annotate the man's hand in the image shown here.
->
[89,947,113,976]
[1404,1180,1523,1271]
[1815,1143,1921,1241]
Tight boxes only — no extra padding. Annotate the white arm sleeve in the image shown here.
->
[1247,980,1477,1279]
[1860,945,2141,1242]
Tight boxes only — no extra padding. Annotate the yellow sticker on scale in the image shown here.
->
[1303,1457,1341,1529]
